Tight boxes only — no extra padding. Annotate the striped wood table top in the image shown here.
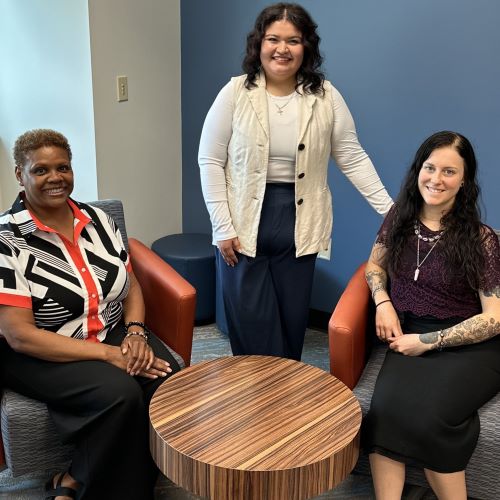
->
[150,355,361,500]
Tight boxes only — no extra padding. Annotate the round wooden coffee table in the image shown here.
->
[149,355,361,500]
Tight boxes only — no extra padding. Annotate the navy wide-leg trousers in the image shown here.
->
[217,183,317,360]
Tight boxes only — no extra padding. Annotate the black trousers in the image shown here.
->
[1,323,180,500]
[218,183,317,360]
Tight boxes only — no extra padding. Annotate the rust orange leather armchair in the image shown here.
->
[328,262,372,389]
[129,238,196,367]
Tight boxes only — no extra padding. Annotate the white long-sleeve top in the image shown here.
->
[198,74,393,256]
[264,90,299,183]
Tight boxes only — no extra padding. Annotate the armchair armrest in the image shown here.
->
[129,238,196,367]
[328,262,371,389]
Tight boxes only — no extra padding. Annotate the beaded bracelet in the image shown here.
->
[437,330,445,351]
[124,321,146,330]
[124,330,149,343]
[375,299,392,308]
[123,321,150,343]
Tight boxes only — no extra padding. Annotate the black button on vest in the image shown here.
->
[297,199,304,205]
[298,173,305,179]
[298,144,305,151]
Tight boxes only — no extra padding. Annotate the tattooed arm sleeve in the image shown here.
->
[365,243,390,303]
[420,288,500,348]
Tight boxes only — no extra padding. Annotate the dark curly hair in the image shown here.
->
[242,3,325,95]
[13,129,72,168]
[384,131,485,289]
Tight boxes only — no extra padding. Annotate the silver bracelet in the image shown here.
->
[437,330,445,351]
[124,330,149,343]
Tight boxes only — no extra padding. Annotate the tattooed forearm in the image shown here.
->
[419,331,439,345]
[366,270,387,299]
[442,316,500,347]
[420,315,500,349]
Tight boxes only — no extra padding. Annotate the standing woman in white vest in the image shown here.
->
[198,2,393,360]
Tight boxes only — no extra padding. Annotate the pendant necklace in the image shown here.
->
[413,221,444,281]
[266,91,296,115]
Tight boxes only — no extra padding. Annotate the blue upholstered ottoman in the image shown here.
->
[152,233,215,323]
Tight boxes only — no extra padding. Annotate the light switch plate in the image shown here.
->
[117,76,128,102]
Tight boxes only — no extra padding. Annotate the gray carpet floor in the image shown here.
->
[0,325,438,499]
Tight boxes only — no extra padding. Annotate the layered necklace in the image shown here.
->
[266,90,296,115]
[413,221,444,281]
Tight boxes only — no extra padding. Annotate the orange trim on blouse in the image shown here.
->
[26,199,103,341]
[0,292,32,309]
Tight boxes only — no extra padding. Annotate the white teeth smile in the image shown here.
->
[45,188,65,195]
[426,186,444,193]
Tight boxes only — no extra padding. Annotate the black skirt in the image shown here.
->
[362,313,500,473]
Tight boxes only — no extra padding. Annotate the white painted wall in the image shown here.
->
[0,0,182,247]
[0,0,97,210]
[88,0,182,245]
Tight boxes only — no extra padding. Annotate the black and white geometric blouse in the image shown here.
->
[0,194,130,341]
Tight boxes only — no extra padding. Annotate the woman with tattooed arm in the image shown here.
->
[363,131,500,500]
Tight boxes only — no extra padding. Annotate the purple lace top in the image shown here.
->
[376,206,500,319]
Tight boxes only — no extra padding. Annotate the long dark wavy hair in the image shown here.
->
[384,131,484,289]
[242,3,325,95]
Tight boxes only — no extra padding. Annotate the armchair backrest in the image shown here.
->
[88,199,129,251]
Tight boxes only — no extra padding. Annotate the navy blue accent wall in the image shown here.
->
[181,0,500,313]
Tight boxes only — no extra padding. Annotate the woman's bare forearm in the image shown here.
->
[122,271,146,328]
[0,306,111,362]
